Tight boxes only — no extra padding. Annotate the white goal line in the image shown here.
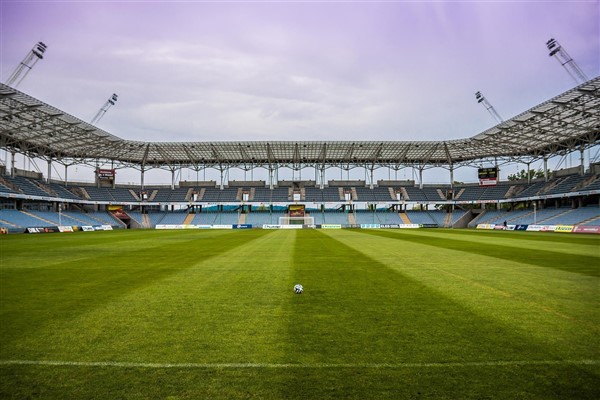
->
[1,359,597,369]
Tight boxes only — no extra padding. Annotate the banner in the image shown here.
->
[58,226,74,233]
[233,224,252,229]
[26,227,59,233]
[554,225,574,233]
[476,224,495,230]
[572,226,600,234]
[156,224,184,230]
[526,225,543,232]
[81,226,95,232]
[263,224,281,229]
[514,225,528,231]
[399,224,421,229]
[360,224,381,229]
[94,225,114,231]
[212,224,233,229]
[281,224,303,229]
[321,224,342,229]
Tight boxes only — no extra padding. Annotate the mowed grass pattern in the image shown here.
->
[0,229,598,399]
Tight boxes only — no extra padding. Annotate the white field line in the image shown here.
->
[1,359,598,369]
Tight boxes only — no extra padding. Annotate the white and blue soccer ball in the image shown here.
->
[293,284,304,294]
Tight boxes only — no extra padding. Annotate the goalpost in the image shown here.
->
[279,216,315,225]
[280,204,314,225]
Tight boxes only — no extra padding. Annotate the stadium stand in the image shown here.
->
[29,211,84,226]
[157,211,187,225]
[7,176,51,197]
[1,169,600,232]
[0,209,53,228]
[370,211,403,225]
[426,210,448,227]
[308,211,349,225]
[201,187,239,202]
[245,211,285,226]
[405,210,437,225]
[539,207,600,225]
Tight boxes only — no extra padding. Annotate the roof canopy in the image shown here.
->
[1,78,599,171]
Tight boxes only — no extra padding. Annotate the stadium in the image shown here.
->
[1,77,600,232]
[1,2,599,399]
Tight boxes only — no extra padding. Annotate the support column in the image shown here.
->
[111,161,116,189]
[64,164,68,186]
[449,165,454,189]
[580,146,585,176]
[269,167,274,190]
[543,156,549,182]
[141,167,145,190]
[171,168,175,190]
[320,168,325,189]
[47,159,52,183]
[419,167,423,189]
[369,167,374,190]
[527,163,531,184]
[10,151,16,177]
[219,167,224,190]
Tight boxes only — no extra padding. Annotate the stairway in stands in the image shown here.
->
[183,213,195,225]
[399,213,411,224]
[142,214,152,228]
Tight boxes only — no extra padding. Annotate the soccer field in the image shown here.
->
[1,228,599,399]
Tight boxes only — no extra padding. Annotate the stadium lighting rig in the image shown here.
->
[546,38,589,85]
[5,42,48,89]
[90,93,119,125]
[475,91,503,124]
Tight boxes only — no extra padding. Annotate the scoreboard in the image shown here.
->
[478,167,498,186]
[289,204,305,217]
[97,168,115,180]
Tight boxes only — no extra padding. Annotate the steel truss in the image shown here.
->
[1,78,599,188]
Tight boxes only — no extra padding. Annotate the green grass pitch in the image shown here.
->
[1,228,599,399]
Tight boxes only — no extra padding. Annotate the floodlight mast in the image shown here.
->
[546,38,589,85]
[5,42,47,88]
[475,91,503,124]
[90,93,118,125]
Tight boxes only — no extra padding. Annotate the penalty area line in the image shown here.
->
[0,359,598,369]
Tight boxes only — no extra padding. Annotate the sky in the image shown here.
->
[0,1,598,186]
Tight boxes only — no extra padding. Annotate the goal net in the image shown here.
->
[279,216,315,225]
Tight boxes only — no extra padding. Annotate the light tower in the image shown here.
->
[5,42,48,88]
[475,91,503,124]
[546,38,588,84]
[90,93,118,125]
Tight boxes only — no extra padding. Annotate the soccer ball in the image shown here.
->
[293,284,304,294]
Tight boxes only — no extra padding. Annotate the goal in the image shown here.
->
[279,216,315,225]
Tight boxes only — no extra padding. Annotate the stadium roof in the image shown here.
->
[1,77,599,171]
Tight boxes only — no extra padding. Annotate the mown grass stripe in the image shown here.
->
[358,229,600,277]
[396,229,599,258]
[2,359,597,369]
[320,229,600,352]
[1,229,276,350]
[278,230,580,367]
